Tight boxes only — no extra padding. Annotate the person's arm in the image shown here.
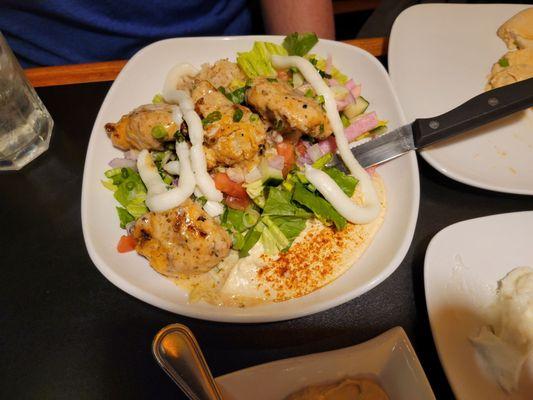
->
[261,0,335,39]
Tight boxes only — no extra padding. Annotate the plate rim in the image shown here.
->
[423,210,533,399]
[388,3,533,196]
[81,35,420,323]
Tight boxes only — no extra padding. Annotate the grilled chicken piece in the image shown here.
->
[196,59,247,89]
[105,104,178,151]
[133,199,231,276]
[191,80,266,169]
[246,77,333,140]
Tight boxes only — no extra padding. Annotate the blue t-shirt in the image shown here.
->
[0,1,252,67]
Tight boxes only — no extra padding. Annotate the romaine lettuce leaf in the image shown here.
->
[262,187,311,218]
[323,167,358,197]
[116,207,135,229]
[292,182,347,230]
[110,168,148,219]
[237,41,288,78]
[282,32,318,56]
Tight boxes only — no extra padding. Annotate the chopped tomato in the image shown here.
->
[117,235,136,253]
[225,194,251,210]
[213,172,248,198]
[295,140,308,157]
[277,69,290,81]
[276,141,296,177]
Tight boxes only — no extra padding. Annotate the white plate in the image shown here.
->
[389,4,533,195]
[424,211,533,399]
[216,326,435,399]
[81,36,419,323]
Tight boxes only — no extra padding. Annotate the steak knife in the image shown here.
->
[329,77,533,169]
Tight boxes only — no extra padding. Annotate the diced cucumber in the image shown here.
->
[292,72,304,88]
[370,125,388,136]
[260,159,283,186]
[343,96,369,119]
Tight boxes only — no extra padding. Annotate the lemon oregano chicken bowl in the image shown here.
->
[101,33,388,307]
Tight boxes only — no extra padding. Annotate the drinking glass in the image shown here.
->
[0,32,53,170]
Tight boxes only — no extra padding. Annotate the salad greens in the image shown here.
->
[293,182,347,230]
[103,167,148,223]
[104,32,378,260]
[282,33,318,57]
[232,160,356,257]
[323,167,357,197]
[237,41,287,78]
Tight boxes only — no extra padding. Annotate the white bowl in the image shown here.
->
[81,36,419,322]
[216,327,435,399]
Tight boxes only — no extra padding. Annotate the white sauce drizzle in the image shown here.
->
[162,63,198,99]
[137,143,195,212]
[163,63,223,203]
[163,160,180,175]
[171,105,183,127]
[271,55,380,224]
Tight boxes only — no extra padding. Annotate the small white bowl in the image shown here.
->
[216,326,435,399]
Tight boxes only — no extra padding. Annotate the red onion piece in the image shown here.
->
[345,79,361,99]
[226,167,245,183]
[109,158,137,170]
[345,112,379,142]
[307,143,323,162]
[125,221,136,235]
[318,136,337,154]
[124,150,139,160]
[336,95,354,111]
[327,78,339,87]
[245,167,262,183]
[296,83,313,94]
[267,155,285,171]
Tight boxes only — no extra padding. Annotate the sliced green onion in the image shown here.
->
[202,111,222,126]
[267,77,278,82]
[174,130,185,142]
[151,124,167,140]
[197,196,207,206]
[250,113,259,122]
[498,57,509,67]
[152,94,164,104]
[316,95,325,105]
[233,108,244,122]
[304,89,314,98]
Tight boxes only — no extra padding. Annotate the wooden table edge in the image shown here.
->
[25,37,388,88]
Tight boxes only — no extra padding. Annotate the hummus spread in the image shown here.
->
[174,175,386,307]
[285,378,389,400]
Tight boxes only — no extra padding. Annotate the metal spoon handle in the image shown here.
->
[152,324,224,400]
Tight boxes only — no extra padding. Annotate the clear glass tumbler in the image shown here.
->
[0,32,53,170]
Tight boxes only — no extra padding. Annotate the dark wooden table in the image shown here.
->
[1,69,532,399]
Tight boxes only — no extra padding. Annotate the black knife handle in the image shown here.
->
[411,77,533,148]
